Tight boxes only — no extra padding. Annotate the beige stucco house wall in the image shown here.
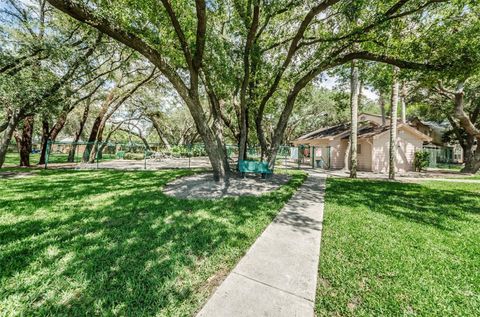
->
[292,123,431,173]
[371,127,424,173]
[330,139,372,170]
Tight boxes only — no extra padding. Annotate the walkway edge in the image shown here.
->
[197,172,327,317]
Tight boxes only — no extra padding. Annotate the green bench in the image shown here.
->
[115,151,125,159]
[238,160,273,179]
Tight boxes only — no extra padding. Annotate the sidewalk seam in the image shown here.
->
[231,271,314,303]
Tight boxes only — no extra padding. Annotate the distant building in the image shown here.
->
[409,117,464,164]
[291,113,432,173]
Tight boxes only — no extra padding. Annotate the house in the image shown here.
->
[292,117,432,173]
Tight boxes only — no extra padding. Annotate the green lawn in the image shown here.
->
[316,178,480,316]
[0,169,305,316]
[466,174,480,180]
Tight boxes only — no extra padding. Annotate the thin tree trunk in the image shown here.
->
[238,106,248,162]
[349,60,360,178]
[0,110,23,168]
[358,79,363,109]
[343,139,351,171]
[98,122,124,154]
[119,126,150,150]
[389,66,400,179]
[379,94,386,126]
[400,82,407,123]
[149,114,171,150]
[68,104,90,162]
[38,120,50,165]
[89,70,156,163]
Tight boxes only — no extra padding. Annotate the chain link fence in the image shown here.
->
[44,141,332,171]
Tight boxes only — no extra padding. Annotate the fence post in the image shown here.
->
[144,147,147,170]
[188,144,191,169]
[95,142,99,169]
[297,145,301,169]
[328,146,331,169]
[45,140,51,169]
[311,146,315,169]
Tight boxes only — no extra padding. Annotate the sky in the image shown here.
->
[319,74,379,101]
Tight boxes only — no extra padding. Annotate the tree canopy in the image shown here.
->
[2,0,480,175]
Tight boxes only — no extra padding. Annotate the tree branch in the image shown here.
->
[160,0,194,70]
[46,0,191,102]
[193,0,206,71]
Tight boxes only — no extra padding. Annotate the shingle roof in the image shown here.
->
[295,121,385,141]
[293,120,431,143]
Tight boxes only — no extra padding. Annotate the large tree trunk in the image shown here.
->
[38,111,69,165]
[68,104,89,162]
[389,66,400,180]
[83,116,102,162]
[0,110,23,168]
[461,136,480,173]
[202,94,231,181]
[266,83,304,170]
[349,60,360,178]
[17,115,34,167]
[238,5,259,162]
[451,82,480,174]
[462,151,480,174]
[89,117,108,162]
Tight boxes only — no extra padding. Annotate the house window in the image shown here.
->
[357,144,362,154]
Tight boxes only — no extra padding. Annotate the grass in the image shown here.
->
[429,163,463,171]
[461,174,480,180]
[316,178,480,316]
[0,169,306,316]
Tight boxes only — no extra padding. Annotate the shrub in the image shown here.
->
[169,145,207,157]
[124,152,145,160]
[414,150,430,172]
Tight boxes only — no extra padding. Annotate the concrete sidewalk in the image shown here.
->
[197,172,326,317]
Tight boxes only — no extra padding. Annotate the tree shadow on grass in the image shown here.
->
[0,170,304,316]
[326,178,480,231]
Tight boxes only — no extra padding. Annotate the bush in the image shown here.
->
[414,150,430,172]
[124,152,145,160]
[169,145,207,157]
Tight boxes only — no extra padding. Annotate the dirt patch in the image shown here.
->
[163,173,290,199]
[0,171,35,179]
